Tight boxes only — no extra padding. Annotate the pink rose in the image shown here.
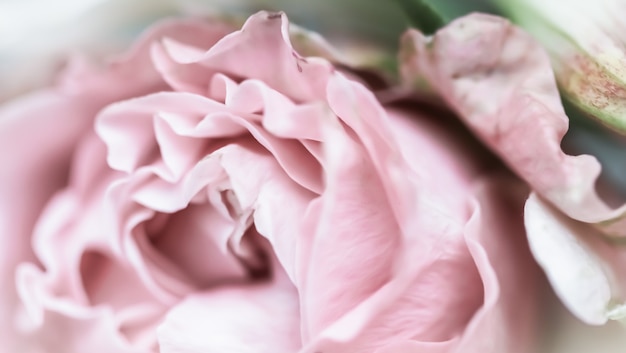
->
[0,11,542,353]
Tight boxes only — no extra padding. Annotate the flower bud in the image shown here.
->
[498,0,626,133]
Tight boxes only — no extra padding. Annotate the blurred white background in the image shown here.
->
[0,0,407,100]
[1,0,626,352]
[0,0,178,99]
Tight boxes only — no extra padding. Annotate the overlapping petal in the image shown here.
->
[156,249,301,353]
[297,76,539,352]
[458,176,540,353]
[151,11,333,102]
[400,12,626,326]
[1,16,245,351]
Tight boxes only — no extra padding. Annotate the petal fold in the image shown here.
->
[400,13,626,234]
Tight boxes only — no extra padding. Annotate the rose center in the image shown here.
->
[135,189,272,299]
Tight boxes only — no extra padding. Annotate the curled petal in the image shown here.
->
[525,193,626,325]
[0,20,181,342]
[151,11,334,102]
[16,263,153,353]
[400,13,626,235]
[458,176,540,353]
[299,73,504,352]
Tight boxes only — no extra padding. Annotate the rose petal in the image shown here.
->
[151,11,333,102]
[21,136,170,348]
[16,263,152,353]
[2,18,243,348]
[0,91,92,345]
[299,77,491,352]
[97,89,323,193]
[95,92,238,179]
[524,193,626,325]
[107,159,243,302]
[157,280,301,353]
[0,27,166,343]
[217,142,315,283]
[298,121,402,341]
[400,13,626,235]
[458,176,540,353]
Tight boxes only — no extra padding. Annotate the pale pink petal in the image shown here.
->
[218,142,315,283]
[325,74,472,237]
[299,81,489,352]
[208,76,327,141]
[101,134,312,304]
[400,13,626,235]
[0,30,166,344]
[95,92,240,179]
[19,135,169,348]
[0,90,88,351]
[97,90,323,194]
[458,176,540,353]
[367,236,482,344]
[157,282,301,353]
[105,162,249,303]
[151,11,333,102]
[127,155,229,213]
[0,17,218,345]
[227,109,323,195]
[525,193,626,325]
[16,263,152,353]
[143,202,250,287]
[3,17,235,340]
[298,125,401,341]
[376,340,455,353]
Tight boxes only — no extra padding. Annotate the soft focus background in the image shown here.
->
[0,0,177,100]
[0,0,496,100]
[1,0,626,352]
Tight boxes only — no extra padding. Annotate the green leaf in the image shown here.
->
[395,0,502,34]
[394,0,445,34]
